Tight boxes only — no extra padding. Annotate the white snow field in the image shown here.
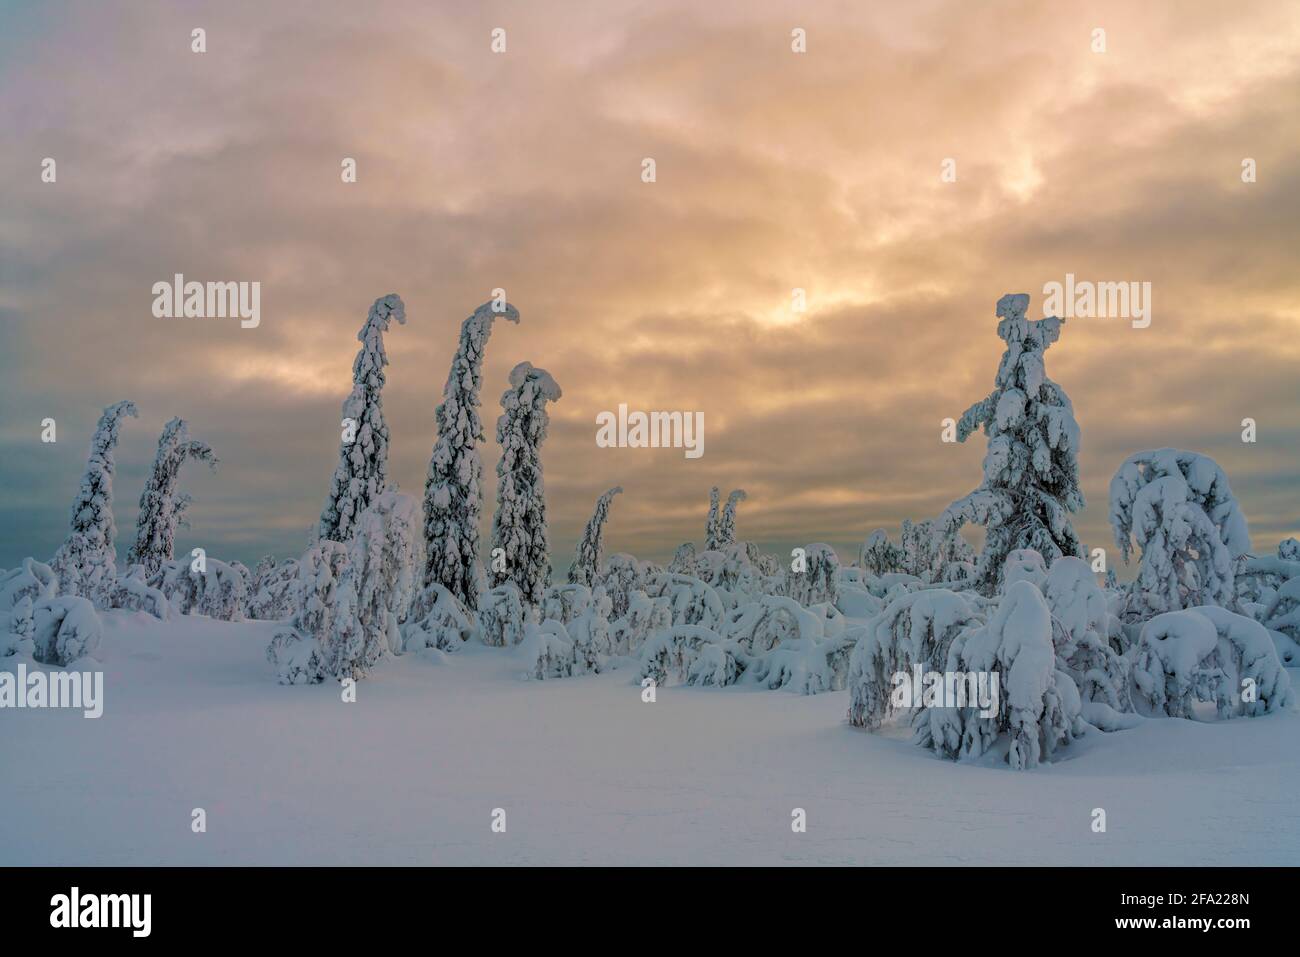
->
[3,609,1298,866]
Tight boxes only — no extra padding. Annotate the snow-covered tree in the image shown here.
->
[489,361,561,607]
[1108,448,1251,617]
[266,540,350,684]
[50,400,138,603]
[847,589,983,730]
[480,581,527,647]
[317,293,406,543]
[858,529,903,577]
[422,299,520,610]
[668,542,697,575]
[342,490,424,670]
[785,543,839,607]
[568,486,623,588]
[609,590,671,655]
[899,519,938,581]
[704,487,722,550]
[1042,556,1131,718]
[32,596,103,666]
[1131,606,1292,719]
[916,581,1084,769]
[151,557,248,621]
[403,582,475,653]
[246,557,300,621]
[598,552,643,621]
[940,293,1084,595]
[718,489,747,547]
[643,573,726,632]
[127,418,217,577]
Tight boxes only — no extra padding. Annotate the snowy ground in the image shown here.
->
[3,609,1298,866]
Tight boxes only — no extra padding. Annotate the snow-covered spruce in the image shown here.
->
[1280,538,1300,563]
[490,362,561,607]
[150,557,248,621]
[266,540,350,684]
[858,529,904,576]
[404,582,475,653]
[479,581,527,648]
[718,489,747,547]
[608,589,671,656]
[107,566,169,620]
[639,624,743,687]
[1,559,59,658]
[1041,555,1131,718]
[727,596,853,694]
[598,552,643,621]
[31,596,104,666]
[668,542,697,575]
[127,418,217,578]
[642,573,725,631]
[422,299,520,611]
[1108,448,1250,619]
[49,399,139,605]
[334,490,424,673]
[542,582,592,626]
[704,487,722,551]
[565,586,612,674]
[1131,606,1293,719]
[317,293,406,544]
[568,486,623,588]
[847,588,984,730]
[915,581,1085,769]
[785,543,839,607]
[940,294,1084,595]
[1239,554,1300,664]
[693,544,763,608]
[245,557,300,621]
[519,619,576,679]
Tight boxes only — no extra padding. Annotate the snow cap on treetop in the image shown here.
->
[508,360,562,400]
[362,293,406,336]
[996,293,1031,319]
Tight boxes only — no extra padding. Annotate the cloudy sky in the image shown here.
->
[2,0,1297,574]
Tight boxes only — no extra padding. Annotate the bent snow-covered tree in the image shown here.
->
[718,489,747,547]
[569,486,623,588]
[941,293,1084,595]
[317,293,406,543]
[422,299,520,610]
[50,399,138,602]
[127,417,217,578]
[490,361,562,607]
[1108,448,1250,617]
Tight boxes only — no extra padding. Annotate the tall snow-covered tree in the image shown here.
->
[127,417,217,577]
[940,293,1084,595]
[569,486,623,587]
[718,489,747,547]
[422,299,520,610]
[704,487,722,550]
[317,293,406,543]
[50,399,138,600]
[490,362,561,606]
[1108,448,1250,616]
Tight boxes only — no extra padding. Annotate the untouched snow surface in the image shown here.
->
[3,610,1298,865]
